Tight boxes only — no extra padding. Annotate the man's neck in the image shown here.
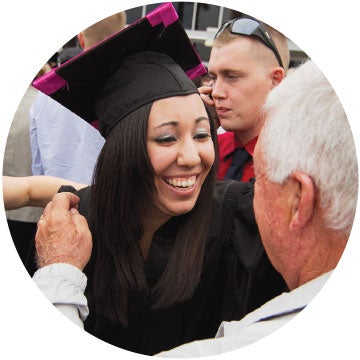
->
[291,232,347,290]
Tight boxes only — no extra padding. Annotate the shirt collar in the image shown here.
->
[242,136,258,155]
[225,133,258,157]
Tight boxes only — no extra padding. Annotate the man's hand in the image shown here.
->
[35,192,92,271]
[198,85,215,107]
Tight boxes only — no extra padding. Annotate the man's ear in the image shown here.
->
[271,67,285,87]
[289,172,315,231]
[77,32,85,49]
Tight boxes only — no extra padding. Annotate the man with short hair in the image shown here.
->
[201,15,290,181]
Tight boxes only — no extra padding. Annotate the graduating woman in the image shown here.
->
[28,3,286,355]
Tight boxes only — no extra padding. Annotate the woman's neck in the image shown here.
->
[140,215,172,260]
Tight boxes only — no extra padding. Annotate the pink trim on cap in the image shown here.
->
[90,119,100,130]
[32,70,67,95]
[146,2,178,27]
[186,63,207,80]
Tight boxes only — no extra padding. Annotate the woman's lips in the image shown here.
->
[162,175,198,194]
[164,176,196,188]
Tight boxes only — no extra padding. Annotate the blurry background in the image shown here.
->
[52,2,307,69]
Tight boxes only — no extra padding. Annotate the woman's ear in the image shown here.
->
[289,172,315,231]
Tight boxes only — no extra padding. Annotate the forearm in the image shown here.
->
[27,176,85,207]
[3,175,86,210]
[3,176,32,209]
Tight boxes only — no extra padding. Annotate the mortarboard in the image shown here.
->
[32,3,206,137]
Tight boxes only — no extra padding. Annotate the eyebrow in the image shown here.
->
[210,69,245,77]
[154,116,209,130]
[195,116,210,123]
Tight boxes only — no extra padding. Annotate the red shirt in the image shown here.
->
[217,132,257,182]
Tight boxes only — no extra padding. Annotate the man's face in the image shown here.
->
[253,143,290,275]
[208,37,274,143]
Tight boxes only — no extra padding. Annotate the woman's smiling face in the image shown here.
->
[146,93,215,220]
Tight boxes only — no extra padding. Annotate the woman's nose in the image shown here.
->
[176,139,201,167]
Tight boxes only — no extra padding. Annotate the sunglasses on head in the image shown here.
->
[215,17,284,68]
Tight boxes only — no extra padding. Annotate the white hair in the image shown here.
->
[260,60,358,235]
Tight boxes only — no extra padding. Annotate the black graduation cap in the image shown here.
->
[32,3,206,137]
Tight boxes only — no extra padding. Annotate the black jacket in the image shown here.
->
[71,180,287,355]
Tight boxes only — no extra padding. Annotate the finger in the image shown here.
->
[69,207,79,215]
[35,217,49,251]
[198,85,212,95]
[51,192,80,211]
[70,207,90,232]
[41,201,53,220]
[200,93,215,106]
[37,214,46,226]
[41,192,79,225]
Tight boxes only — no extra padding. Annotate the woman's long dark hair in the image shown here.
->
[89,101,218,326]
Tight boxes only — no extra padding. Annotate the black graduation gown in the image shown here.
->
[74,180,287,355]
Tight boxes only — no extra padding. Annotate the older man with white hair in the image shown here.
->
[156,59,358,356]
[252,60,356,291]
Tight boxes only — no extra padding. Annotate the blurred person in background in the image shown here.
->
[3,63,51,273]
[30,11,126,185]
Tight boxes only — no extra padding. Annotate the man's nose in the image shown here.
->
[211,79,226,99]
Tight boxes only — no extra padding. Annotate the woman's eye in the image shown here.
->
[155,135,177,144]
[194,132,211,140]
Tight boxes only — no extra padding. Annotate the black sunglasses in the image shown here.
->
[215,17,284,68]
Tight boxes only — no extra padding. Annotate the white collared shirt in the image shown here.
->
[156,272,332,357]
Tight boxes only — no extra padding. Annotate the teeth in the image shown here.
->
[166,176,196,188]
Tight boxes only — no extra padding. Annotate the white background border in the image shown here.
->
[0,1,359,359]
